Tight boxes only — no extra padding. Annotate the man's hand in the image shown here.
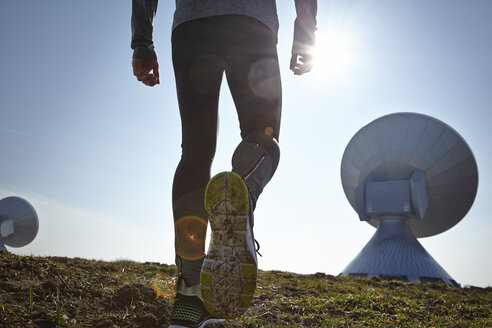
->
[290,20,316,75]
[132,58,160,86]
[290,48,314,76]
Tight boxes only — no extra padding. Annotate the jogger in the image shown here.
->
[171,15,281,290]
[131,1,317,326]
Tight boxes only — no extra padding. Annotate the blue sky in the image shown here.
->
[1,1,491,287]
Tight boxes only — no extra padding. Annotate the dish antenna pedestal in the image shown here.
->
[0,197,39,251]
[340,113,478,286]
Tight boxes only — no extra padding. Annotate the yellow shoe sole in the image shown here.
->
[200,172,257,319]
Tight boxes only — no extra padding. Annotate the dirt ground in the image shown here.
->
[1,251,491,327]
[0,251,244,327]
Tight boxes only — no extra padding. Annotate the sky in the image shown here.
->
[0,1,491,287]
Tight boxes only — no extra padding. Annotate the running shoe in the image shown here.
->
[200,171,258,319]
[169,291,224,328]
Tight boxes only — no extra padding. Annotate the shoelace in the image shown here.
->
[254,239,262,257]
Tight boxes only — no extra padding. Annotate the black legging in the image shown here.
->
[171,15,281,285]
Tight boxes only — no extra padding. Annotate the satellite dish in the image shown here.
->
[0,197,39,251]
[341,112,478,237]
[340,112,478,285]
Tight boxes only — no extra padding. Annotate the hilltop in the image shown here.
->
[0,251,491,327]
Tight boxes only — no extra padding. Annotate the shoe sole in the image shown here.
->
[200,171,257,319]
[169,318,225,328]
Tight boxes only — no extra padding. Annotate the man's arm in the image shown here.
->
[290,0,318,75]
[131,0,160,86]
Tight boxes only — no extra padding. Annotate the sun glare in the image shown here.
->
[314,30,356,80]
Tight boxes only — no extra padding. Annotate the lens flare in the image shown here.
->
[248,58,281,100]
[174,216,207,260]
[265,126,274,136]
[314,30,357,81]
[151,274,176,299]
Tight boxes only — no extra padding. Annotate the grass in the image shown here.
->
[242,271,492,327]
[0,251,491,327]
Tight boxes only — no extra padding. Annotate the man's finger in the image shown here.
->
[145,79,157,86]
[298,55,311,63]
[136,73,149,82]
[292,62,312,75]
[141,73,159,86]
[290,54,298,71]
[133,68,149,79]
[154,66,160,85]
[141,74,154,83]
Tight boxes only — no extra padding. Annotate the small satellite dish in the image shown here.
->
[340,112,478,285]
[0,197,39,251]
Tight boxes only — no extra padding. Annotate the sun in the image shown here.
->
[313,30,356,80]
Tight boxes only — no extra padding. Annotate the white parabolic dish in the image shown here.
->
[0,196,39,248]
[341,112,478,238]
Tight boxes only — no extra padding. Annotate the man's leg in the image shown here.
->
[199,15,282,319]
[171,20,224,292]
[225,15,282,205]
[169,19,230,328]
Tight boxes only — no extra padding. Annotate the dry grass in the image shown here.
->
[1,251,491,327]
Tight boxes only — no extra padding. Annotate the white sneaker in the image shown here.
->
[200,171,258,319]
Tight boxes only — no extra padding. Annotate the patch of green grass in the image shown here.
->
[241,271,492,327]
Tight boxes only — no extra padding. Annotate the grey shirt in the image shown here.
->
[172,0,279,35]
[131,0,316,59]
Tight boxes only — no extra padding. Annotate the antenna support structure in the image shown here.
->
[340,113,478,286]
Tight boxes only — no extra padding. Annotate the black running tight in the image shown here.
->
[171,15,281,285]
